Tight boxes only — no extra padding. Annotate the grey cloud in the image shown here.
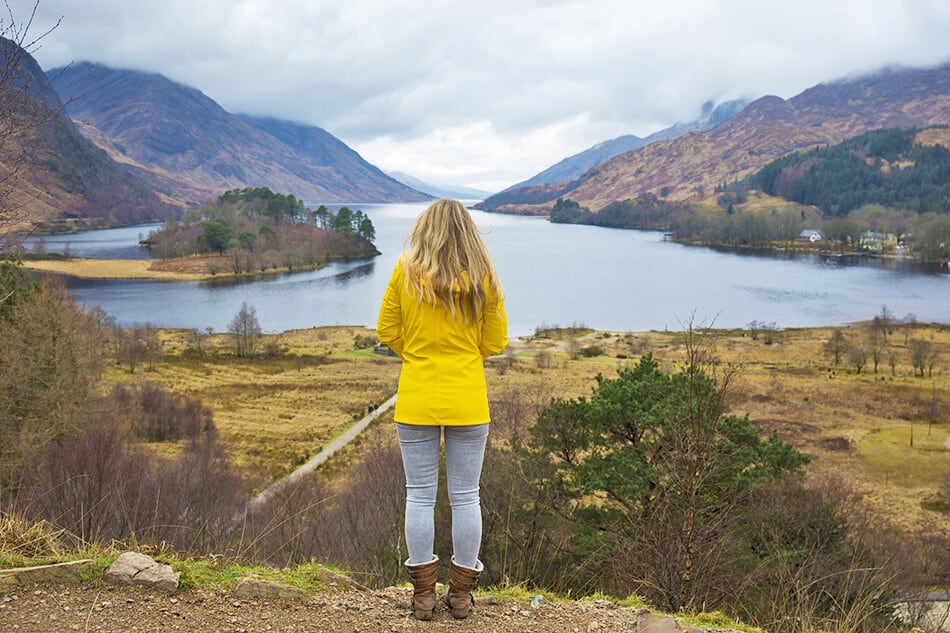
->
[19,0,950,190]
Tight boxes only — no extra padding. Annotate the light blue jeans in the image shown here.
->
[396,423,489,568]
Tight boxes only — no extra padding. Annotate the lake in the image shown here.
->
[24,202,950,337]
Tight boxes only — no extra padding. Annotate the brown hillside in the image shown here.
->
[0,38,179,230]
[494,64,950,214]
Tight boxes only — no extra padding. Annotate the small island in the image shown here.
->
[24,187,380,281]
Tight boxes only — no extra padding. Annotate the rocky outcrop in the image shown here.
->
[103,551,180,594]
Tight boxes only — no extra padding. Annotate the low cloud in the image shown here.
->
[24,0,950,192]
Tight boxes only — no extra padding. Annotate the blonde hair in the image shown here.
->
[402,199,502,324]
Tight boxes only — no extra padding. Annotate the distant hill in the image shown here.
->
[498,99,748,194]
[386,171,490,201]
[0,38,178,232]
[48,62,429,206]
[478,64,950,215]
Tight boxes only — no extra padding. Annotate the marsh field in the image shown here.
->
[112,323,950,548]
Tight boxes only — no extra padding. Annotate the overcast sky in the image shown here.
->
[14,0,950,192]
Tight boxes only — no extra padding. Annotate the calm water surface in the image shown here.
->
[26,203,950,336]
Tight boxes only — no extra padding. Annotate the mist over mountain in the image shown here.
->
[48,62,429,207]
[386,172,491,201]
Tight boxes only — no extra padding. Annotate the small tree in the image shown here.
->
[824,329,847,366]
[888,349,899,376]
[228,301,261,358]
[357,216,376,241]
[909,338,932,377]
[867,327,885,373]
[872,304,894,344]
[848,345,867,374]
[119,326,144,373]
[202,219,234,254]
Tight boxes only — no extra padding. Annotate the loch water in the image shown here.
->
[25,202,950,337]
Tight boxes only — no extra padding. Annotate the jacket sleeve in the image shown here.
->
[479,288,508,358]
[376,264,404,358]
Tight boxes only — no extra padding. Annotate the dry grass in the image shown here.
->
[22,254,326,281]
[0,510,64,559]
[110,323,949,544]
[23,257,211,281]
[104,326,400,483]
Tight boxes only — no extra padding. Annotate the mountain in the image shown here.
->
[478,64,950,215]
[48,62,429,206]
[488,99,748,197]
[0,39,178,230]
[386,172,490,201]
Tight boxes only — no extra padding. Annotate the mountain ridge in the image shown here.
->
[478,63,950,215]
[48,62,430,207]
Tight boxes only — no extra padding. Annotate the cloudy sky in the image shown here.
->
[14,0,950,192]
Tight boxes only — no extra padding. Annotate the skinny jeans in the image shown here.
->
[396,423,489,568]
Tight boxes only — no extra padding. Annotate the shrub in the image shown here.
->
[580,345,604,357]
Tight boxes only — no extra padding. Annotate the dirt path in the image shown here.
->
[244,394,397,514]
[0,582,747,632]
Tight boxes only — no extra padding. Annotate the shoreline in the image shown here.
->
[21,255,329,282]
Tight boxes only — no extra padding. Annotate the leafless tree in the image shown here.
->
[824,329,847,366]
[228,301,261,358]
[909,338,933,378]
[848,345,867,374]
[867,326,885,373]
[0,1,62,253]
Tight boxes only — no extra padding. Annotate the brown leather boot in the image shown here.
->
[444,557,482,619]
[405,556,439,620]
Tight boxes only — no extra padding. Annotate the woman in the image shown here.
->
[377,199,507,620]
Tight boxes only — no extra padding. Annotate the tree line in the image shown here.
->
[550,194,692,230]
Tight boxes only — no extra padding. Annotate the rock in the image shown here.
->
[638,610,683,633]
[316,568,369,591]
[103,552,179,594]
[0,560,94,589]
[233,576,308,602]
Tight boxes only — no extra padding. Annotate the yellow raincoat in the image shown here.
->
[376,260,508,426]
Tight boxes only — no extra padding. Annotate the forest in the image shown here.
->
[742,127,950,216]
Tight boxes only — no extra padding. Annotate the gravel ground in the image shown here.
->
[0,582,745,632]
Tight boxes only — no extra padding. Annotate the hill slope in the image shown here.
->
[48,62,430,206]
[480,64,950,215]
[500,99,748,193]
[0,38,179,230]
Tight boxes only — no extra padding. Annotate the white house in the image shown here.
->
[799,229,822,242]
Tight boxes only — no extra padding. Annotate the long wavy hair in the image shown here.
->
[401,199,502,324]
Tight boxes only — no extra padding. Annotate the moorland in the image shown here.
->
[82,322,950,574]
